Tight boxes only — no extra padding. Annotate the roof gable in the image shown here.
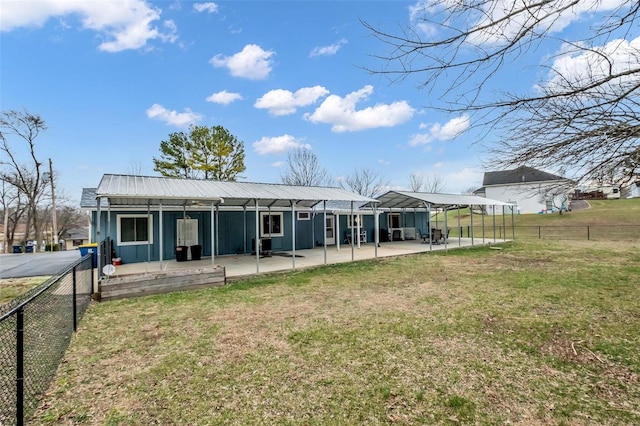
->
[482,167,565,186]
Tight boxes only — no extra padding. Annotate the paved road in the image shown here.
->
[0,250,83,279]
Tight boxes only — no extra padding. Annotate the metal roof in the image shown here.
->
[92,174,378,208]
[482,166,566,186]
[372,191,514,209]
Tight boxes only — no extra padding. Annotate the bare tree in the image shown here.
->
[341,168,389,198]
[280,148,331,186]
[1,181,27,253]
[364,1,640,186]
[0,110,49,250]
[409,173,445,192]
[408,172,424,191]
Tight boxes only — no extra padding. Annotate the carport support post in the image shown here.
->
[350,201,355,261]
[211,202,216,266]
[336,213,340,251]
[323,201,327,265]
[492,207,497,243]
[374,205,379,258]
[511,206,515,241]
[457,206,461,247]
[502,206,506,242]
[481,208,486,244]
[255,199,260,273]
[159,201,164,269]
[147,203,151,270]
[444,207,449,252]
[426,202,432,252]
[215,206,220,256]
[96,197,101,287]
[291,201,296,269]
[470,205,474,246]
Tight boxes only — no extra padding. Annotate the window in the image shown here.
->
[297,211,311,221]
[348,214,363,228]
[545,200,554,211]
[117,214,152,245]
[260,212,283,237]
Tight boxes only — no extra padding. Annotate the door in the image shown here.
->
[177,218,199,246]
[325,215,335,245]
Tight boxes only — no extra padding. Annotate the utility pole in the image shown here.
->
[49,158,58,249]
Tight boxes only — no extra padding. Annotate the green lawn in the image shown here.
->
[33,238,640,425]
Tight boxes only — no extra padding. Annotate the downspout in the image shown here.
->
[444,206,449,252]
[336,212,340,251]
[457,205,461,247]
[470,204,474,247]
[146,202,151,273]
[243,204,247,254]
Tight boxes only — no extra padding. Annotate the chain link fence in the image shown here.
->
[0,254,94,426]
[452,224,640,241]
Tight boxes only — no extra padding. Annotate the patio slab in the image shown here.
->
[106,237,508,280]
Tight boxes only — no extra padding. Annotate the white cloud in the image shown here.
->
[542,36,640,93]
[206,90,243,105]
[0,0,177,52]
[254,86,329,116]
[409,114,470,146]
[272,161,284,167]
[309,39,348,57]
[305,85,415,132]
[409,0,628,46]
[253,135,311,155]
[210,44,275,80]
[146,104,202,127]
[193,2,219,13]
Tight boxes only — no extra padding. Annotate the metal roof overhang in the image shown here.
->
[371,191,515,210]
[93,174,378,209]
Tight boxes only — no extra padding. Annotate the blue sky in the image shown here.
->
[2,0,633,204]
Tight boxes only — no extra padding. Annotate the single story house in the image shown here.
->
[81,175,513,269]
[474,166,572,214]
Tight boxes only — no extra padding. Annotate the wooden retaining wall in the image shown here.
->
[98,265,226,301]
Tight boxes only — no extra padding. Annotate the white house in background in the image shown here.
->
[621,178,640,199]
[475,166,572,214]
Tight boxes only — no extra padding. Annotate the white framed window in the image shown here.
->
[297,211,311,221]
[117,214,153,246]
[260,212,284,237]
[348,214,363,228]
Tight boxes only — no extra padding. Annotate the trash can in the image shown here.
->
[190,245,202,261]
[25,245,34,253]
[79,243,98,267]
[12,245,22,254]
[176,245,188,262]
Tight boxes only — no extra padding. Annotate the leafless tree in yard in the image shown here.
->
[341,168,389,198]
[280,148,332,186]
[409,172,445,192]
[0,109,49,250]
[364,0,640,186]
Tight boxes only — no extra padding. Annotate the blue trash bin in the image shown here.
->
[79,243,98,267]
[12,245,22,254]
[25,245,34,253]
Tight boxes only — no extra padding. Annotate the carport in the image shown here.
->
[91,174,378,277]
[370,191,516,251]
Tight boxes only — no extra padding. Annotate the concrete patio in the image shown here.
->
[106,236,508,280]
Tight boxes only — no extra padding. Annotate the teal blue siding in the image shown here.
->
[90,208,318,264]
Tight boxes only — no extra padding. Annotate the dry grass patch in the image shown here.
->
[0,276,50,305]
[33,240,640,425]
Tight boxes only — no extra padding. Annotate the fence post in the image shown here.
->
[16,307,24,426]
[587,226,590,241]
[72,266,77,332]
[538,226,541,239]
